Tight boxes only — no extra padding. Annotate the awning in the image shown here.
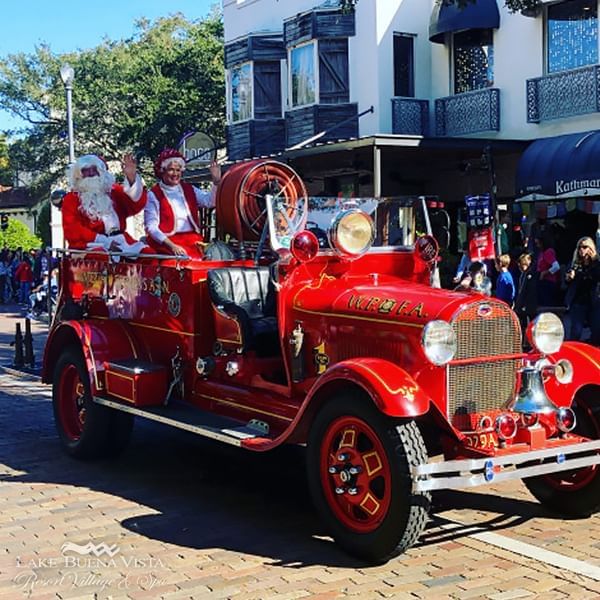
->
[516,130,600,202]
[429,0,500,44]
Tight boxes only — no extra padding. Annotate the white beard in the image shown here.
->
[77,175,114,221]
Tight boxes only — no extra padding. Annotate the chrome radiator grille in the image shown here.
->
[448,301,522,417]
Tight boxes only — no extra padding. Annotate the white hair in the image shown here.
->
[68,155,116,221]
[161,156,186,172]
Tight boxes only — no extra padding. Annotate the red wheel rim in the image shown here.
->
[320,415,392,533]
[544,399,599,492]
[58,364,87,441]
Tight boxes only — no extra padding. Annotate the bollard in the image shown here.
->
[13,323,24,368]
[24,318,35,369]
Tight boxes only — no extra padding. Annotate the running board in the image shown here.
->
[93,396,272,447]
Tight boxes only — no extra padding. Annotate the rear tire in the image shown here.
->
[53,348,133,459]
[307,394,430,563]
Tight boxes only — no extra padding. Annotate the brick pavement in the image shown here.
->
[1,301,600,599]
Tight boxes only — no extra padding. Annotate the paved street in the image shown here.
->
[1,303,600,599]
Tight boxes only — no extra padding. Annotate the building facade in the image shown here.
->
[222,0,600,242]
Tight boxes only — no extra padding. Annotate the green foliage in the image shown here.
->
[0,11,225,193]
[35,200,51,248]
[0,217,41,250]
[0,135,11,185]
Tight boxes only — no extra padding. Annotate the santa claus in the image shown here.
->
[144,148,221,258]
[62,153,148,254]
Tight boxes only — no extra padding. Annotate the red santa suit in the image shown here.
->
[62,155,147,254]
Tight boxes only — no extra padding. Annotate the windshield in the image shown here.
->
[304,196,430,251]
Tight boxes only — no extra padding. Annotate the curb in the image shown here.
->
[0,364,42,381]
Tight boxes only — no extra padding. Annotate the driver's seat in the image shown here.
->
[207,267,279,356]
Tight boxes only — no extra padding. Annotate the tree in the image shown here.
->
[0,217,41,250]
[35,201,51,248]
[0,135,11,185]
[0,12,225,195]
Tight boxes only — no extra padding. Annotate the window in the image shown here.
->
[290,42,316,107]
[229,63,253,122]
[547,0,598,73]
[453,30,494,94]
[393,33,415,97]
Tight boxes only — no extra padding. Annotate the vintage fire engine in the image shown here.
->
[43,160,600,563]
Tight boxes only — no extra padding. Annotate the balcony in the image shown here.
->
[391,98,429,136]
[435,88,500,136]
[526,65,600,123]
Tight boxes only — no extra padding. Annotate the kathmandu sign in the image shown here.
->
[178,132,216,169]
[555,178,600,195]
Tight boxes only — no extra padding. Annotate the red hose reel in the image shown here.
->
[216,160,308,243]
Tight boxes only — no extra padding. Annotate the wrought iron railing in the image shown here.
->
[391,98,429,136]
[526,64,600,123]
[435,88,500,136]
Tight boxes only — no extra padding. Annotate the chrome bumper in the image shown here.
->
[412,439,600,493]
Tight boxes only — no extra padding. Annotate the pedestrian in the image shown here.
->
[14,255,33,305]
[0,251,9,304]
[144,148,221,258]
[535,232,561,307]
[62,153,148,253]
[452,241,471,285]
[514,253,538,340]
[494,254,515,306]
[564,236,600,345]
[454,261,491,296]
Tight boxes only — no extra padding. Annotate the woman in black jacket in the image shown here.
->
[564,237,600,345]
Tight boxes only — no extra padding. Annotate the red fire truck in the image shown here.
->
[43,160,600,563]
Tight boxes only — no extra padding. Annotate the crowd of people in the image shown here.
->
[0,247,57,319]
[452,217,600,346]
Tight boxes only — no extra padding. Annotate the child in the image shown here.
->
[514,253,537,337]
[455,261,491,296]
[495,254,515,306]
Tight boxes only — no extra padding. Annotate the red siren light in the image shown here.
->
[290,230,320,263]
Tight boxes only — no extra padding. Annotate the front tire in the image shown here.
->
[306,394,430,563]
[53,348,133,459]
[524,394,600,517]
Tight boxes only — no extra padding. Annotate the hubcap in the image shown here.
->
[320,415,392,533]
[58,364,87,441]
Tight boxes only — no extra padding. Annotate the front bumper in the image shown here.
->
[412,439,600,492]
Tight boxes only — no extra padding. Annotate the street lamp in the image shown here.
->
[59,63,75,164]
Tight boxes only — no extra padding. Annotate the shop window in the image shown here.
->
[547,0,598,73]
[229,62,253,122]
[453,29,494,94]
[393,33,415,97]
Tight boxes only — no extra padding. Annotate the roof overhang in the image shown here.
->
[429,0,500,44]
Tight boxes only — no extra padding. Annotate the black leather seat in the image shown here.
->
[207,267,279,356]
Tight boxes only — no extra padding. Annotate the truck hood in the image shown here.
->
[292,273,487,327]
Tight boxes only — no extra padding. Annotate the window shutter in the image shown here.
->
[318,39,349,104]
[254,61,282,120]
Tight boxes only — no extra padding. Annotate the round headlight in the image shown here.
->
[328,209,374,258]
[422,320,456,366]
[528,312,564,355]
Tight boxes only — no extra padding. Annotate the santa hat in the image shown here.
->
[154,148,185,178]
[68,154,110,189]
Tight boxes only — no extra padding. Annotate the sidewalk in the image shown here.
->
[0,301,49,377]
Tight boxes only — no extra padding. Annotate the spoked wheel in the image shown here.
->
[307,394,430,563]
[524,394,600,516]
[53,349,133,459]
[216,160,307,244]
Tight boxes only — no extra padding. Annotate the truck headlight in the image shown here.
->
[528,312,564,355]
[328,209,374,259]
[422,320,456,366]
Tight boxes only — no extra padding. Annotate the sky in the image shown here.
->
[0,0,218,132]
